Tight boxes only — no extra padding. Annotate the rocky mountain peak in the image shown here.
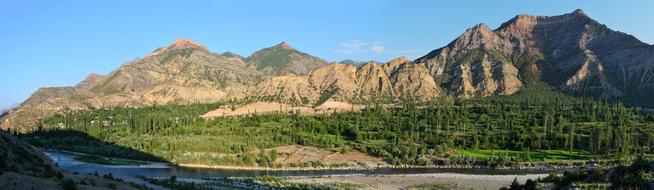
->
[470,23,492,31]
[147,38,209,57]
[497,9,591,32]
[76,73,105,88]
[384,56,410,74]
[340,59,366,67]
[273,41,294,50]
[169,38,208,50]
[82,73,103,83]
[462,23,495,40]
[572,9,586,16]
[560,8,591,21]
[359,61,381,69]
[389,56,408,65]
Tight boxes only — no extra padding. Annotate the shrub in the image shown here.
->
[62,178,76,190]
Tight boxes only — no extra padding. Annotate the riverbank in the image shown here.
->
[45,149,599,172]
[285,173,550,190]
[43,149,170,168]
[176,163,554,172]
[46,150,559,189]
[140,173,550,190]
[176,159,601,171]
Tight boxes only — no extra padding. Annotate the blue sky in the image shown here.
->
[1,0,653,109]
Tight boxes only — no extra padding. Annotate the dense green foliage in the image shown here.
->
[20,89,654,167]
[508,158,653,190]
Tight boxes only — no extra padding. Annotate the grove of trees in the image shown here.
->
[18,89,654,167]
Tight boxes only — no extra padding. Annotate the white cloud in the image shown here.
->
[335,40,369,54]
[335,40,419,60]
[388,49,420,57]
[370,42,384,53]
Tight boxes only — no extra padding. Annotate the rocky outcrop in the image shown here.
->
[416,23,527,98]
[251,58,441,104]
[447,52,523,98]
[251,75,319,104]
[356,62,395,99]
[388,61,443,100]
[561,50,623,98]
[308,63,359,102]
[383,57,409,74]
[340,59,366,67]
[416,9,654,103]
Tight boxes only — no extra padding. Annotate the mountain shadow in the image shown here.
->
[19,129,168,163]
[0,130,58,177]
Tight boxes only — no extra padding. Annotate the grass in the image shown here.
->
[459,149,589,162]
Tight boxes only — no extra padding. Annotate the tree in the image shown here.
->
[269,150,277,162]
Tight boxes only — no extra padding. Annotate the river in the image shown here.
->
[44,150,551,189]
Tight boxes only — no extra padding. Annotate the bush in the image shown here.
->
[103,172,114,180]
[62,178,76,190]
[169,175,177,183]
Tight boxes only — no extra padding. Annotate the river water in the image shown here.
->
[44,150,549,183]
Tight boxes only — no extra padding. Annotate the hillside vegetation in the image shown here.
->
[20,88,654,168]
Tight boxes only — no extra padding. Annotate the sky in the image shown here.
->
[1,0,653,110]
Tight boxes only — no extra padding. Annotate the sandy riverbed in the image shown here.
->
[286,173,549,190]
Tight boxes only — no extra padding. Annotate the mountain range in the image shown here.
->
[3,9,654,132]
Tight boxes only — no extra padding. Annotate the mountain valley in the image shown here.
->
[2,9,654,190]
